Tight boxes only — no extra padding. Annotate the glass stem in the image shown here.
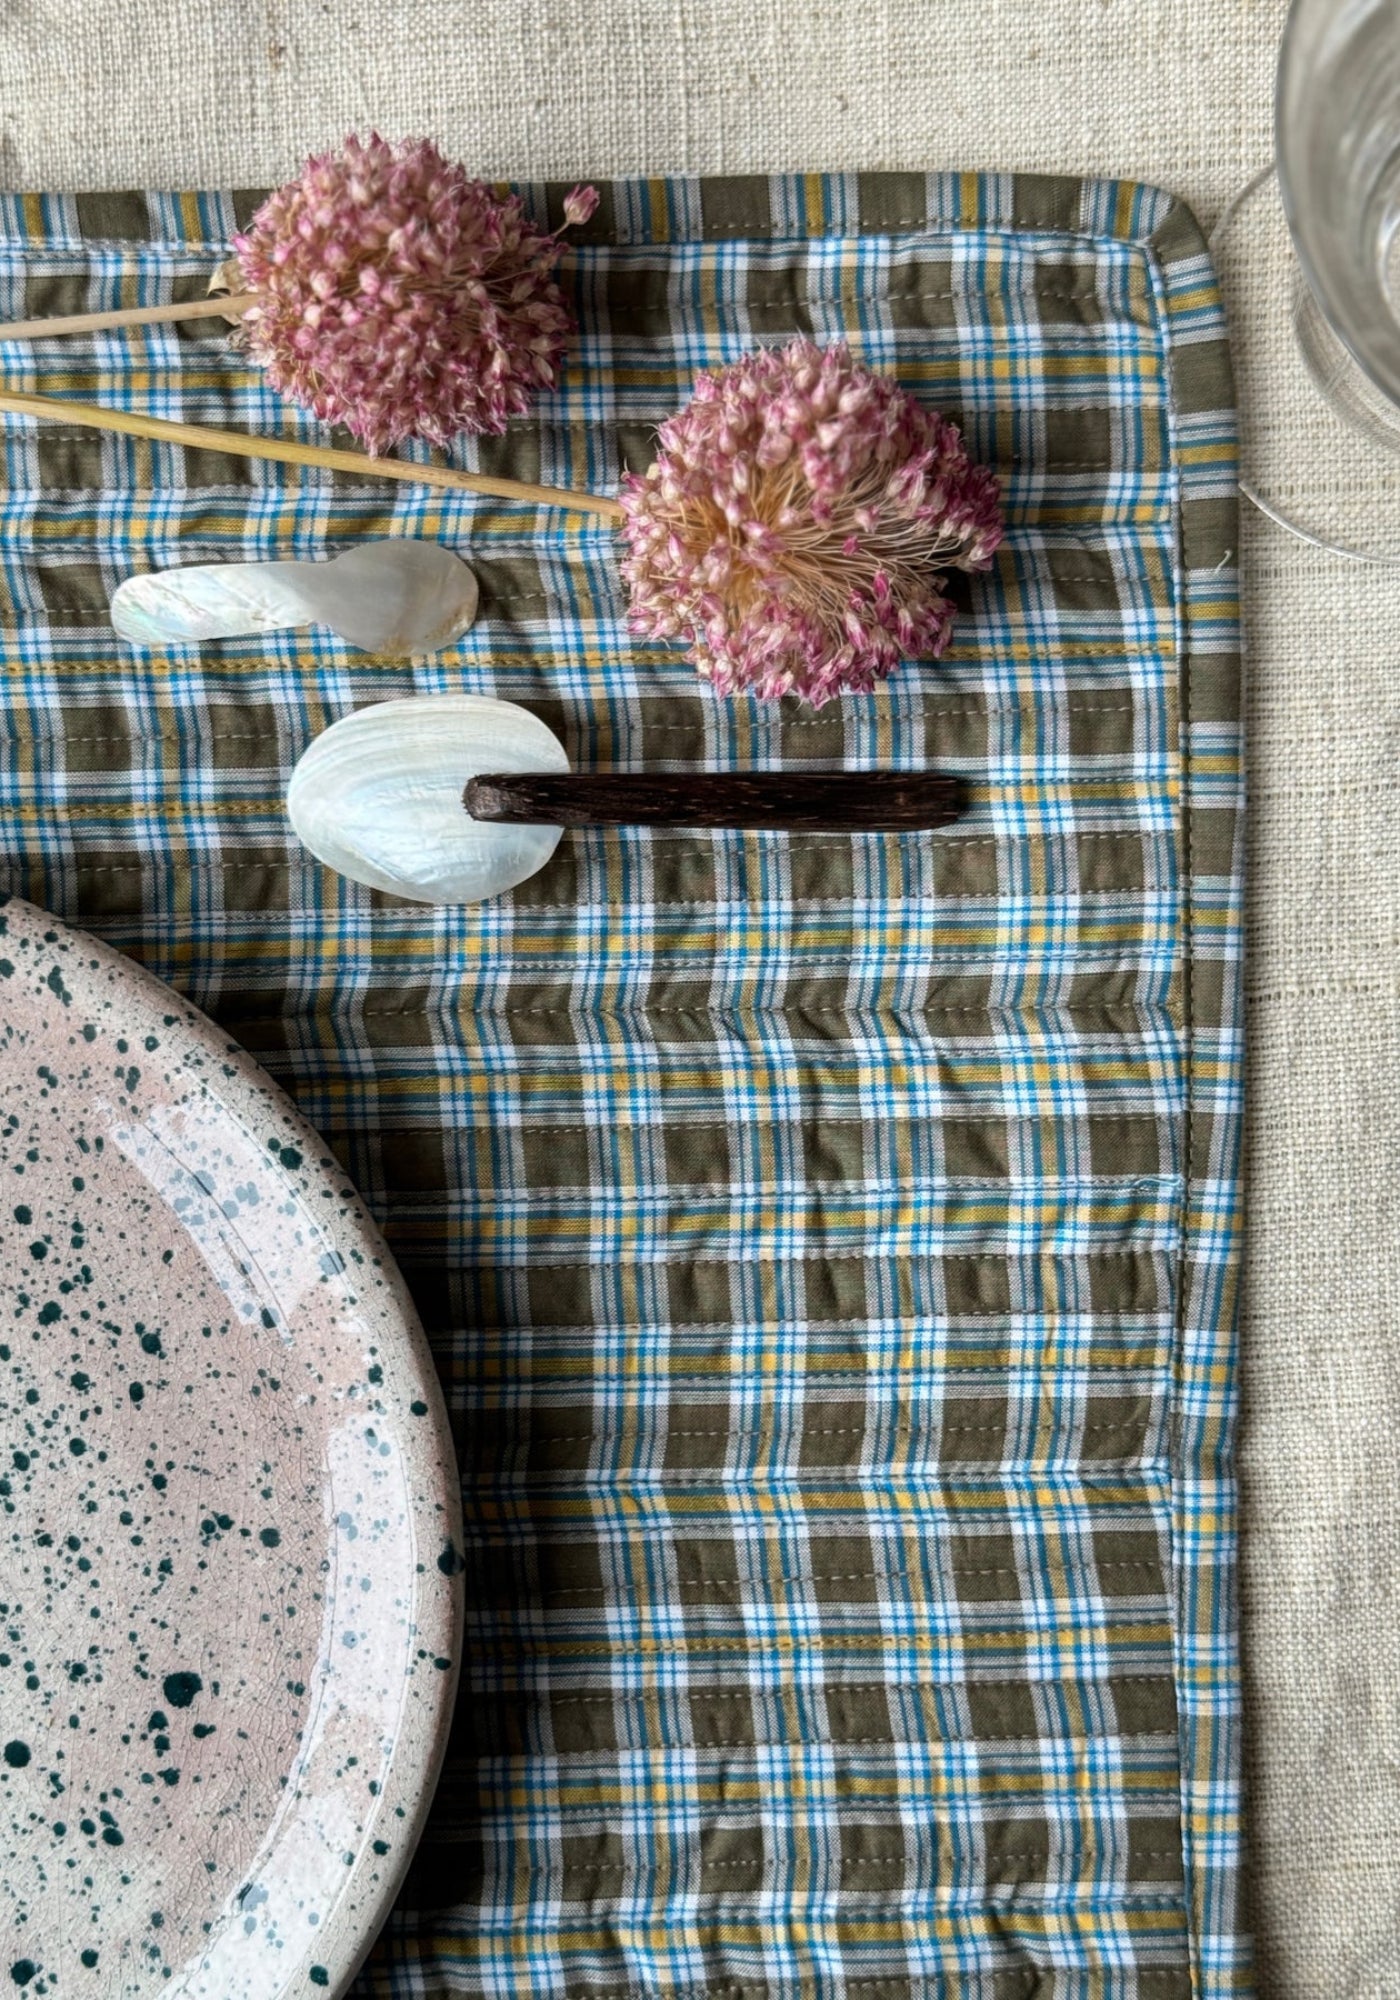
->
[1210,161,1400,566]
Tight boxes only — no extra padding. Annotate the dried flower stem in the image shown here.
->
[0,295,257,343]
[0,388,624,517]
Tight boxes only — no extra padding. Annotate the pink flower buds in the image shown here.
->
[619,338,1004,705]
[562,184,601,229]
[232,133,599,456]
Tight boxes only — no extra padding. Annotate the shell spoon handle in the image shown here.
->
[464,771,969,831]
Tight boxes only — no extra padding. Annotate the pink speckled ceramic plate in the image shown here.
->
[0,895,462,2000]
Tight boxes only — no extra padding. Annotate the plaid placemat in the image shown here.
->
[0,172,1246,1999]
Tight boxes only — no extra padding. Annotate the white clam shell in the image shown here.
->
[111,540,480,655]
[286,695,569,905]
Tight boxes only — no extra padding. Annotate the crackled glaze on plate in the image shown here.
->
[0,895,463,1999]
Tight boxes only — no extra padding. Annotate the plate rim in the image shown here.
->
[0,890,464,2000]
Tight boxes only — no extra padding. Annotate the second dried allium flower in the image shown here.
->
[232,133,600,455]
[619,338,1003,705]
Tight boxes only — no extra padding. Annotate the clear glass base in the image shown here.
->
[1211,163,1400,564]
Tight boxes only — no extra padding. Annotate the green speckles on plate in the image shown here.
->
[161,1672,202,1710]
[0,893,460,1999]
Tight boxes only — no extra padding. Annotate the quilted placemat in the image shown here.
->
[0,172,1246,2000]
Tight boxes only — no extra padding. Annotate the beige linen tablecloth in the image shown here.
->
[3,3,1395,1993]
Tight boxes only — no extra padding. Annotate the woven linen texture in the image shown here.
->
[0,172,1246,2000]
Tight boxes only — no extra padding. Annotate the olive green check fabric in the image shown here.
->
[0,173,1246,1999]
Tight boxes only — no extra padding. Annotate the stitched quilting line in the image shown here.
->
[8,452,1136,478]
[470,1733,1180,1749]
[471,1634,1174,1658]
[2,806,1159,840]
[1137,208,1231,1997]
[633,284,1139,301]
[486,1363,1169,1387]
[38,872,1168,888]
[487,1188,1171,1204]
[535,1566,1166,1593]
[461,1256,1165,1280]
[516,1252,1157,1273]
[454,1244,1164,1258]
[5,249,1145,285]
[267,986,1170,1007]
[40,718,1150,745]
[502,1467,1172,1490]
[522,1423,1157,1443]
[490,1976,1193,2000]
[5,267,1147,297]
[492,1899,1192,1930]
[520,1903,1192,1923]
[14,453,1159,473]
[361,974,1175,990]
[482,1736,1184,1752]
[488,1976,1195,2000]
[530,1856,1184,1871]
[28,877,1176,912]
[10,646,1164,669]
[6,219,1146,247]
[344,960,1176,976]
[268,1003,1164,1021]
[486,1678,1179,1703]
[35,878,1170,896]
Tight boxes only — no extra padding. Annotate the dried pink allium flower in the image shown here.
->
[233,134,598,455]
[619,337,1003,704]
[562,184,601,228]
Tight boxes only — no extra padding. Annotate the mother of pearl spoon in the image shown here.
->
[285,695,968,906]
[110,539,479,654]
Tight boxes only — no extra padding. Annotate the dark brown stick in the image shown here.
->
[464,771,969,830]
